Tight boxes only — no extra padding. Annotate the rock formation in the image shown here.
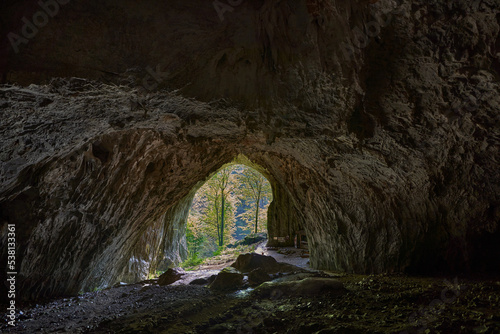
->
[0,0,499,300]
[209,267,244,291]
[158,268,185,286]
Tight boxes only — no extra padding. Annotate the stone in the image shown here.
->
[231,253,281,274]
[207,275,217,285]
[158,268,185,286]
[208,267,244,291]
[189,278,209,285]
[248,268,272,286]
[231,252,303,275]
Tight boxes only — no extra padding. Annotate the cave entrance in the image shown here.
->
[117,154,303,286]
[182,163,273,268]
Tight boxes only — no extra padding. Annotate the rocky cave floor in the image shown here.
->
[2,248,499,334]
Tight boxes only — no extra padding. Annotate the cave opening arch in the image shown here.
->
[2,126,313,301]
[115,153,305,287]
[184,160,273,260]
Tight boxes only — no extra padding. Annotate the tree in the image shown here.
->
[184,164,272,262]
[235,166,272,234]
[192,166,237,248]
[185,206,208,258]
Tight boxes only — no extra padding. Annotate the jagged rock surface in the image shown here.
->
[0,0,499,300]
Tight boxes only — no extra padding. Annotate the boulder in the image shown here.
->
[231,252,303,275]
[158,268,185,286]
[248,268,272,286]
[231,253,281,274]
[207,275,217,284]
[208,267,244,291]
[189,278,209,285]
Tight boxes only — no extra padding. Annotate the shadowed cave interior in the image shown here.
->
[0,0,499,332]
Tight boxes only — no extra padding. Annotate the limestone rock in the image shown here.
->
[232,253,303,275]
[248,268,272,287]
[208,267,244,291]
[189,278,209,286]
[231,253,281,274]
[158,268,185,286]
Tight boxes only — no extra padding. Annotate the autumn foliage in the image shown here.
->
[185,165,272,260]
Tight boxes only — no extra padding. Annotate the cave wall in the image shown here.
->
[116,193,193,284]
[0,0,499,300]
[266,182,303,247]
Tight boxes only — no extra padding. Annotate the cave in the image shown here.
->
[1,0,499,332]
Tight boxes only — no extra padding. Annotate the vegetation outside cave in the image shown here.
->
[182,164,272,269]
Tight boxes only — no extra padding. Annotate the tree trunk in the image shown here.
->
[255,192,260,233]
[215,204,220,247]
[220,192,225,247]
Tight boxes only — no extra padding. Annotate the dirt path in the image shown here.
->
[256,242,310,269]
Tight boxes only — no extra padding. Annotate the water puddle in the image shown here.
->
[232,287,255,298]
